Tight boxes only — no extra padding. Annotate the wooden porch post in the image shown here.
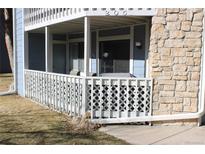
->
[45,26,52,72]
[82,16,91,115]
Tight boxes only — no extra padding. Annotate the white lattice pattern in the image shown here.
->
[86,78,152,120]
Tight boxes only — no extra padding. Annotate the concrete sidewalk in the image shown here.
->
[99,125,205,144]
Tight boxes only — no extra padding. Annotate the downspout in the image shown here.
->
[0,8,16,96]
[92,10,205,125]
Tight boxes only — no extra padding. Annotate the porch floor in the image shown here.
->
[0,95,127,144]
[99,125,205,144]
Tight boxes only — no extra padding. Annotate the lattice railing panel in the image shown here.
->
[86,78,152,119]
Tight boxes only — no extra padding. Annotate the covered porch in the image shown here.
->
[24,16,153,123]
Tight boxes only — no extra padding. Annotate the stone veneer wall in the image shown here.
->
[149,8,204,124]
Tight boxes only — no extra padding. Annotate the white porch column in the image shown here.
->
[84,16,91,76]
[82,16,91,115]
[45,26,52,72]
[129,26,134,75]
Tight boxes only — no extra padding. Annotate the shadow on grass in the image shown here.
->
[0,129,128,145]
[0,105,128,144]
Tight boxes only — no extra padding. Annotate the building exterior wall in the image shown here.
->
[149,8,204,124]
[15,8,24,96]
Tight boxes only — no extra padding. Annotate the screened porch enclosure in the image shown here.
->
[26,15,150,77]
[25,16,153,123]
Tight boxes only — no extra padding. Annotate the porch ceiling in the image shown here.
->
[30,16,150,34]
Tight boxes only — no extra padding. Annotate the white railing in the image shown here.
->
[24,8,156,31]
[25,69,153,123]
[87,77,153,121]
[25,69,84,116]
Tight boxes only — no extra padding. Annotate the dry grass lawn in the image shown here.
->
[0,73,13,92]
[0,95,128,145]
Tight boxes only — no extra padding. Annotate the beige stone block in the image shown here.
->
[153,94,159,102]
[171,48,186,57]
[188,80,199,85]
[187,85,199,92]
[158,80,175,85]
[152,53,160,60]
[186,9,193,21]
[186,52,193,57]
[151,24,168,39]
[162,72,172,76]
[191,98,198,104]
[194,57,201,65]
[173,64,187,71]
[164,85,175,91]
[159,75,172,80]
[184,98,191,106]
[159,97,176,103]
[170,30,185,39]
[193,52,201,58]
[183,104,197,112]
[159,60,172,67]
[152,102,159,110]
[152,17,166,24]
[187,81,199,87]
[151,24,165,33]
[152,67,162,72]
[188,66,200,72]
[164,39,183,48]
[167,8,180,13]
[156,8,167,16]
[173,71,187,76]
[176,98,183,103]
[183,39,202,48]
[175,92,197,98]
[158,48,170,56]
[166,14,178,21]
[192,21,203,26]
[160,91,174,97]
[173,75,188,81]
[186,57,194,65]
[191,72,200,80]
[174,57,186,64]
[193,12,204,21]
[149,44,157,51]
[173,103,183,112]
[193,8,203,13]
[158,40,165,47]
[191,26,203,32]
[179,14,186,21]
[180,8,187,12]
[162,67,172,71]
[185,32,202,39]
[181,21,191,31]
[159,103,171,112]
[166,22,181,30]
[151,71,161,77]
[176,81,186,92]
